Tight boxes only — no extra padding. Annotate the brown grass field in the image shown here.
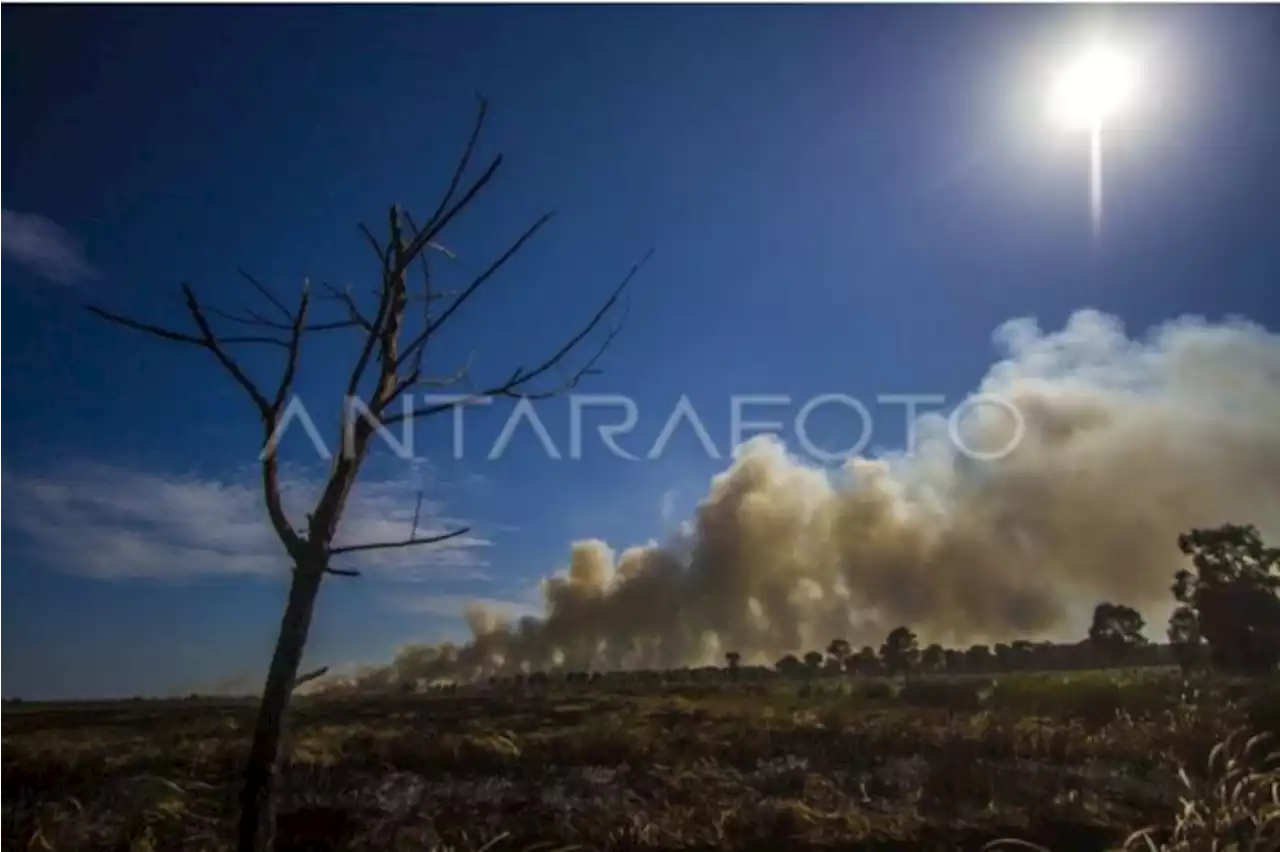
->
[4,669,1277,852]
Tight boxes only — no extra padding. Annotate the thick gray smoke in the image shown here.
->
[335,310,1280,688]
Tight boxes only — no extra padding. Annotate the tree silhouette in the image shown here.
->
[826,638,852,670]
[1166,606,1202,675]
[1010,640,1036,670]
[1087,602,1148,661]
[803,650,825,675]
[724,651,741,679]
[846,645,879,676]
[965,644,993,672]
[775,654,804,677]
[89,98,646,852]
[920,643,944,672]
[879,627,919,678]
[1175,523,1280,674]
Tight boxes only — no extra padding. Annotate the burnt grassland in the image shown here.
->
[4,670,1278,852]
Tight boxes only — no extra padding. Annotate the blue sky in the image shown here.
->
[3,5,1278,698]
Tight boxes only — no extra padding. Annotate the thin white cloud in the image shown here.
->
[2,460,492,581]
[1,209,97,286]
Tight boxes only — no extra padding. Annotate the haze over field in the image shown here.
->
[336,309,1280,686]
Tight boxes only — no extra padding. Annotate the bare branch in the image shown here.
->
[401,154,502,272]
[393,212,554,375]
[399,209,462,395]
[205,303,359,335]
[319,282,375,332]
[358,223,391,269]
[293,666,330,689]
[89,287,283,421]
[326,567,361,578]
[343,206,401,399]
[382,249,650,425]
[261,439,299,553]
[86,306,291,349]
[257,285,311,556]
[181,285,275,419]
[238,269,294,322]
[401,211,458,263]
[329,526,472,557]
[386,351,474,402]
[87,306,208,346]
[514,298,632,401]
[206,304,266,326]
[411,491,424,535]
[400,208,456,342]
[505,248,650,390]
[89,287,304,552]
[409,287,459,304]
[270,282,310,414]
[419,93,489,237]
[421,354,475,387]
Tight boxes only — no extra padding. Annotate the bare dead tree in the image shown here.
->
[88,96,648,852]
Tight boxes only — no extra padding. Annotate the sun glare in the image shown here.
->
[1049,47,1137,132]
[1048,46,1139,239]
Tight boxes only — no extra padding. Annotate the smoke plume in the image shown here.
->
[338,310,1280,687]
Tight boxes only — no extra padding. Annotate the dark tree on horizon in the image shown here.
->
[1087,602,1149,661]
[827,638,852,670]
[1167,605,1202,675]
[880,627,920,678]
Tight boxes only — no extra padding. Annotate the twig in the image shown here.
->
[382,248,650,424]
[330,526,471,556]
[293,666,330,689]
[85,306,290,349]
[326,567,361,578]
[238,269,294,321]
[394,212,554,373]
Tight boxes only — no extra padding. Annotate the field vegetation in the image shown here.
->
[5,668,1277,852]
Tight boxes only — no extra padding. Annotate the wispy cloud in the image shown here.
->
[1,209,97,286]
[2,461,492,581]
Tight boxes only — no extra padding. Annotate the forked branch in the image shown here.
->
[381,247,650,424]
[88,277,320,553]
[392,212,554,379]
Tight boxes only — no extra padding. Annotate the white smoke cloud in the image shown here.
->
[350,309,1280,685]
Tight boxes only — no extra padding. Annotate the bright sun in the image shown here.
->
[1049,47,1137,132]
[1048,46,1139,240]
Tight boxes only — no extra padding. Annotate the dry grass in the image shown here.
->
[3,671,1276,852]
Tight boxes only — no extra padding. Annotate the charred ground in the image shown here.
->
[5,668,1277,852]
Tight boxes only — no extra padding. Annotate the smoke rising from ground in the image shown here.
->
[336,310,1280,688]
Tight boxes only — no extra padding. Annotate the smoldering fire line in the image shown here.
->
[322,309,1280,690]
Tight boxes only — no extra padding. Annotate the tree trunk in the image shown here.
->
[237,557,325,852]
